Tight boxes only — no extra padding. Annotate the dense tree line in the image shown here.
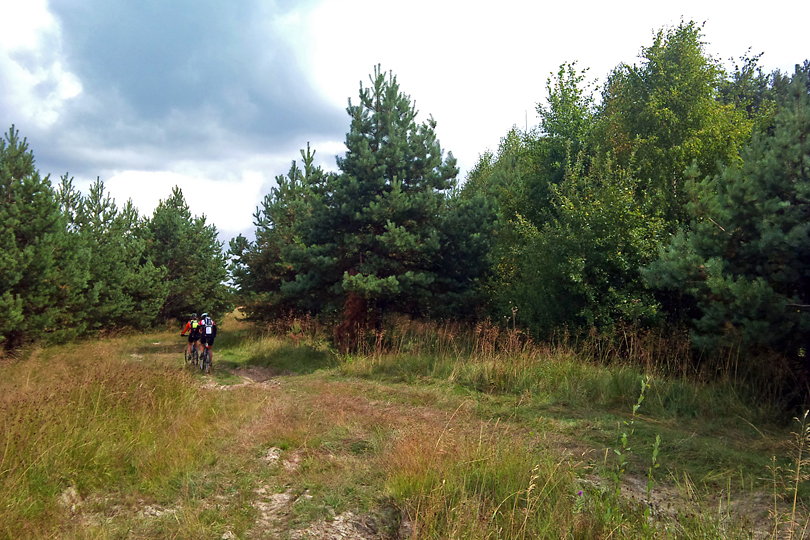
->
[232,22,808,393]
[460,22,809,392]
[0,128,231,350]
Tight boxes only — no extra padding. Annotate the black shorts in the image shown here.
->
[187,332,200,343]
[200,335,215,347]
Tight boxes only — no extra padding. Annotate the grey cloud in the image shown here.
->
[16,0,347,179]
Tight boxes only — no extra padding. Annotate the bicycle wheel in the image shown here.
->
[203,348,212,374]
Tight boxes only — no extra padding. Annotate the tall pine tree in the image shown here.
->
[311,67,459,332]
[145,187,231,320]
[57,177,168,330]
[230,144,332,319]
[0,126,88,348]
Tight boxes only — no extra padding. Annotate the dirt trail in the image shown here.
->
[248,449,385,539]
[199,367,401,539]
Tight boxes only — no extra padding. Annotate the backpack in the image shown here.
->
[202,316,214,335]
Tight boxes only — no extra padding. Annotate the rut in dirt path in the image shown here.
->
[201,366,283,390]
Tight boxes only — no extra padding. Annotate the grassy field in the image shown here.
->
[1,314,808,538]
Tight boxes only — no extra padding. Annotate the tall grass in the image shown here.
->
[235,314,782,422]
[0,339,222,537]
[384,421,675,538]
[318,315,791,418]
[336,319,776,422]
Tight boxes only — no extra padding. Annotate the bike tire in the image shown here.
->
[201,348,211,374]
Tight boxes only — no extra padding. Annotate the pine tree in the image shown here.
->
[234,68,497,337]
[430,189,495,318]
[229,144,331,319]
[307,67,459,333]
[57,177,168,329]
[145,187,231,320]
[0,126,88,348]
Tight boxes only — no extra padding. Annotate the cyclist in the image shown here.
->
[180,313,202,362]
[199,312,218,367]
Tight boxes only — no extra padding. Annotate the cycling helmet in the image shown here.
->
[201,313,208,318]
[191,313,198,319]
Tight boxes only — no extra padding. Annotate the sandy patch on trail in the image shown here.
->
[576,470,783,538]
[249,449,309,538]
[289,511,379,539]
[233,366,280,383]
[262,447,303,473]
[200,366,283,390]
[249,487,300,538]
[250,487,392,540]
[60,488,182,531]
[249,448,398,539]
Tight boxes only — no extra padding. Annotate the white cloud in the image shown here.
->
[304,0,810,176]
[304,1,629,173]
[101,168,267,236]
[0,0,82,129]
[68,135,343,242]
[0,0,55,50]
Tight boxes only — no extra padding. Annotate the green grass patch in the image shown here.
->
[339,350,779,424]
[385,426,644,538]
[218,332,336,374]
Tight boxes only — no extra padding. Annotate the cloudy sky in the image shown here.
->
[1,0,807,243]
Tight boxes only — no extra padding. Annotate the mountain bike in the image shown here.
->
[183,338,199,368]
[200,344,212,374]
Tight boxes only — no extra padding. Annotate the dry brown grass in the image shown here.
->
[221,373,598,538]
[0,335,258,538]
